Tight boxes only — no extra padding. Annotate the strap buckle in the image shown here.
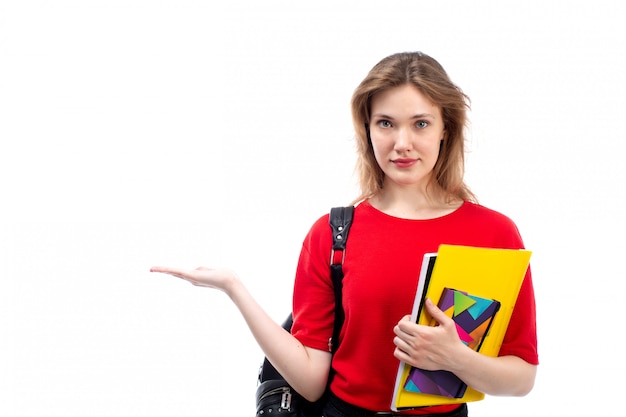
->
[330,247,345,266]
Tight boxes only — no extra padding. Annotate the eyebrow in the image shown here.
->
[371,113,437,120]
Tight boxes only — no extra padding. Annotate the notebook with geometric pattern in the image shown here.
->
[402,288,500,398]
[391,245,532,411]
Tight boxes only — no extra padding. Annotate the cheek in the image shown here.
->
[419,139,443,158]
[370,139,389,163]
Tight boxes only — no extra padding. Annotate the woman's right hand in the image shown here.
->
[150,266,239,294]
[150,264,332,400]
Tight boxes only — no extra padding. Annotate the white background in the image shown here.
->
[1,1,624,415]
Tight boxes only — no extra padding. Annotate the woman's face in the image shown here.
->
[369,84,446,191]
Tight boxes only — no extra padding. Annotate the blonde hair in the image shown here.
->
[350,52,476,204]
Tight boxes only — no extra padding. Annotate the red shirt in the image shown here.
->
[291,200,538,414]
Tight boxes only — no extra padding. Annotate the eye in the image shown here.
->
[377,120,392,128]
[416,120,429,129]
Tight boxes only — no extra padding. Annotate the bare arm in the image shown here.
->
[150,266,331,401]
[393,299,537,396]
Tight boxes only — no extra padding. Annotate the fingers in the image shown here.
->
[394,315,414,335]
[150,266,182,274]
[196,266,211,271]
[150,266,196,282]
[393,315,415,354]
[149,265,231,291]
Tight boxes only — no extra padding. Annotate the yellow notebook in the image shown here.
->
[391,244,532,411]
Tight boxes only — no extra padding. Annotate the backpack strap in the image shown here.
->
[328,206,354,353]
[258,206,354,383]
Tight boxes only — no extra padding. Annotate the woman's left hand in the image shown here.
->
[392,298,464,371]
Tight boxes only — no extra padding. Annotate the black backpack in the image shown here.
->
[255,206,354,417]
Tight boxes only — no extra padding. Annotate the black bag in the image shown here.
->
[255,206,354,417]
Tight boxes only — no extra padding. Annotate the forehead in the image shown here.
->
[370,84,441,117]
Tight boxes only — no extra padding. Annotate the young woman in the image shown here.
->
[151,52,538,416]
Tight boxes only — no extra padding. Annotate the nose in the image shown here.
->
[393,127,412,152]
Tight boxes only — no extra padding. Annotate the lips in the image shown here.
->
[392,158,418,168]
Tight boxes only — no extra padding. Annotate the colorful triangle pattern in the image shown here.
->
[403,288,501,398]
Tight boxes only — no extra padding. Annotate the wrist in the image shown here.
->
[223,271,244,298]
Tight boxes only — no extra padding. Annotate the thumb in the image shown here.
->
[424,298,450,326]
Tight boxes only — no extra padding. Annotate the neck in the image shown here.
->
[370,183,462,220]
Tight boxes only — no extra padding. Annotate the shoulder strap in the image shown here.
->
[257,206,354,383]
[328,206,354,353]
